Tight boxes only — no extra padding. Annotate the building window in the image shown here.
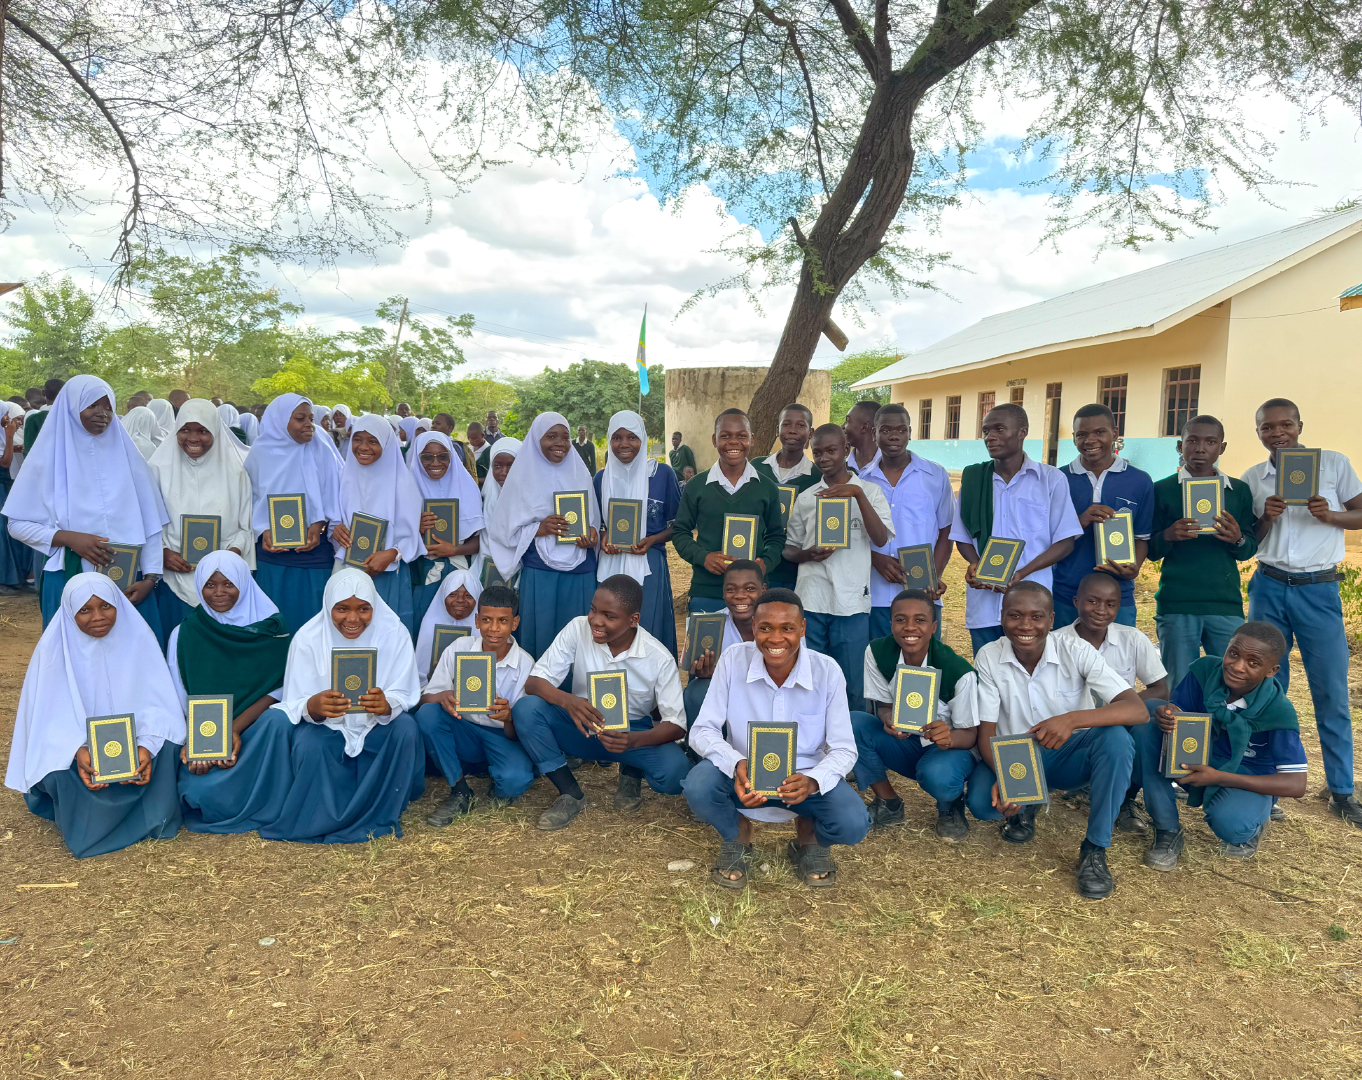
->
[945,396,961,440]
[918,399,932,441]
[1098,374,1128,435]
[977,391,996,438]
[1163,366,1201,437]
[1010,386,1025,406]
[1045,382,1063,466]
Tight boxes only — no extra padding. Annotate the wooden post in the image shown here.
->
[387,298,408,400]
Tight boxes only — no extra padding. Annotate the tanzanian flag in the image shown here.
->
[636,307,649,396]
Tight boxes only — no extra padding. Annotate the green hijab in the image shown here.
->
[177,603,291,714]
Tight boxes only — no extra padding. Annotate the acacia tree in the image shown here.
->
[466,0,1362,451]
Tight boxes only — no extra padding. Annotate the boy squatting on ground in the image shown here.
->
[1136,621,1307,868]
[683,559,764,728]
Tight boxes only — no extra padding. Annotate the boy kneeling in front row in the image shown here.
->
[684,588,871,890]
[968,581,1147,900]
[1137,621,1305,868]
[853,589,978,840]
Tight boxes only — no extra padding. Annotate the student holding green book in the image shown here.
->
[753,403,822,591]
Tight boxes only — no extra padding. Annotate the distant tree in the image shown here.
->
[251,330,392,412]
[425,372,519,431]
[2,275,104,379]
[827,349,899,422]
[339,298,474,409]
[509,360,665,441]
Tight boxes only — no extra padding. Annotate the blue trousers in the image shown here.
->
[966,725,1136,847]
[969,625,1005,656]
[178,708,296,834]
[849,710,974,810]
[687,595,726,615]
[415,702,534,799]
[682,759,871,847]
[1154,612,1244,699]
[510,696,690,793]
[1053,600,1137,631]
[683,677,711,728]
[870,605,944,643]
[1134,703,1271,844]
[805,611,869,709]
[1248,571,1354,794]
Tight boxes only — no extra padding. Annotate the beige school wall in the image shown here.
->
[665,366,831,472]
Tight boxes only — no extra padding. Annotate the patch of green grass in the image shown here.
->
[677,885,758,946]
[1328,923,1352,941]
[1220,929,1299,970]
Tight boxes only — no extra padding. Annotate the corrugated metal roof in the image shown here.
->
[1342,282,1362,299]
[854,207,1362,389]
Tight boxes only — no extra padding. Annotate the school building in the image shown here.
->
[853,207,1362,479]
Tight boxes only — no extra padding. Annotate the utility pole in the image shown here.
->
[387,298,408,401]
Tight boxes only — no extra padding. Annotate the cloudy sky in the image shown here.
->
[6,80,1361,382]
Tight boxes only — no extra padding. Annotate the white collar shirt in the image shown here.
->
[1241,450,1362,574]
[862,645,978,744]
[763,452,815,483]
[425,633,536,727]
[784,475,895,616]
[706,459,761,496]
[948,455,1083,629]
[1067,454,1127,505]
[972,633,1132,738]
[530,617,686,728]
[690,641,857,821]
[1052,621,1166,697]
[1177,465,1234,489]
[863,452,954,606]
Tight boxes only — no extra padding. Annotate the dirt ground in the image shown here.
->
[2,555,1361,1080]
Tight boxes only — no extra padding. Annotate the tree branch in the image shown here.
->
[5,9,143,267]
[753,0,829,195]
[825,0,881,79]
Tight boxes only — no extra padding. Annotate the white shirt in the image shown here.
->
[1052,621,1166,697]
[862,645,978,745]
[705,459,760,496]
[1177,465,1234,489]
[164,625,283,712]
[531,617,686,728]
[972,633,1132,738]
[7,518,166,575]
[762,452,815,483]
[949,456,1083,629]
[1241,450,1362,574]
[785,476,894,616]
[1066,456,1152,540]
[690,641,857,821]
[862,453,954,606]
[425,633,535,728]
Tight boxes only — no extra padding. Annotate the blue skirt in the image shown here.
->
[369,561,415,635]
[640,545,677,657]
[518,566,596,658]
[156,586,194,638]
[25,742,183,859]
[257,714,425,844]
[42,568,165,647]
[254,561,331,634]
[0,481,33,587]
[179,708,295,834]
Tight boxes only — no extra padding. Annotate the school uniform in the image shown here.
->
[668,443,697,475]
[1136,657,1305,845]
[671,460,785,613]
[244,393,343,634]
[7,573,184,858]
[511,618,691,794]
[333,414,426,634]
[1051,621,1167,695]
[1147,468,1257,692]
[122,407,160,460]
[416,633,536,800]
[484,413,601,658]
[753,452,821,589]
[472,438,522,593]
[408,430,485,632]
[148,399,256,636]
[1242,450,1361,796]
[684,641,870,847]
[785,475,894,708]
[6,375,169,645]
[413,568,481,685]
[258,569,425,844]
[593,411,682,656]
[0,403,33,587]
[470,439,492,483]
[861,453,953,640]
[853,636,977,810]
[964,633,1135,848]
[168,552,294,834]
[682,613,750,727]
[950,455,1083,654]
[1052,457,1155,628]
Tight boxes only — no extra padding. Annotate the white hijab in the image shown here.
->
[5,573,185,793]
[5,375,169,569]
[238,412,260,444]
[148,399,257,605]
[408,431,485,542]
[398,416,418,445]
[336,413,426,566]
[280,568,420,756]
[122,406,160,460]
[331,404,352,433]
[413,566,483,682]
[476,437,521,581]
[193,550,278,626]
[485,412,599,576]
[242,393,343,536]
[147,399,175,445]
[597,410,654,584]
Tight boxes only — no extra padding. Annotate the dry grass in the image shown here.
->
[2,556,1362,1079]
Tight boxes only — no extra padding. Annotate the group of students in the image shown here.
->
[0,379,1356,902]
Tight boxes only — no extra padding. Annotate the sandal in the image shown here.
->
[787,838,837,889]
[709,840,753,890]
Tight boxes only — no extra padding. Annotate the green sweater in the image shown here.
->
[752,458,823,587]
[1147,473,1258,616]
[672,468,787,599]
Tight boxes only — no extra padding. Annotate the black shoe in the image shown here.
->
[1076,843,1114,899]
[613,773,643,812]
[868,796,905,829]
[1144,828,1184,872]
[1001,806,1037,844]
[565,755,586,770]
[1269,801,1287,823]
[1330,793,1362,829]
[935,799,969,841]
[1116,796,1150,833]
[1220,823,1266,859]
[425,789,473,827]
[537,792,587,831]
